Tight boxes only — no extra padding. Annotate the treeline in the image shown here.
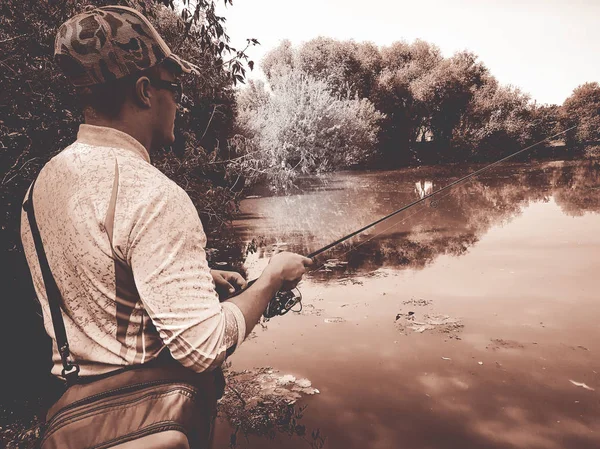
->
[233,38,600,189]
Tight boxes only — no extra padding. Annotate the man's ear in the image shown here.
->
[134,76,152,108]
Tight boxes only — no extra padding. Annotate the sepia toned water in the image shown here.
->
[213,159,600,449]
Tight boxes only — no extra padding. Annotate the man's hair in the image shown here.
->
[76,60,180,118]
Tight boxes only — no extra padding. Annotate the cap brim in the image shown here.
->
[166,54,200,76]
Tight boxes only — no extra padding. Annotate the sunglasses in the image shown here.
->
[149,78,182,103]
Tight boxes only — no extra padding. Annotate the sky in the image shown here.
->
[213,0,599,105]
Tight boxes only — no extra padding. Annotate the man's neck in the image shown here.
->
[84,115,152,154]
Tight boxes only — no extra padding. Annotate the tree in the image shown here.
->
[411,51,488,155]
[371,68,417,164]
[261,39,295,81]
[560,82,600,148]
[235,68,383,190]
[453,75,533,160]
[371,40,444,163]
[354,41,384,99]
[529,103,561,143]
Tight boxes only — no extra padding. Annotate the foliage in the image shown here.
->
[453,77,534,160]
[584,146,600,159]
[263,37,383,100]
[255,37,588,166]
[367,40,441,163]
[560,82,600,148]
[261,39,295,81]
[155,0,258,86]
[412,51,488,149]
[234,68,383,190]
[528,103,561,143]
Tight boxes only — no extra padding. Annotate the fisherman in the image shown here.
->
[20,5,312,448]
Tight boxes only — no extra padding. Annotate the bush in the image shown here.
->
[234,67,383,190]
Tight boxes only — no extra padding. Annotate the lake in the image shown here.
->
[212,159,600,449]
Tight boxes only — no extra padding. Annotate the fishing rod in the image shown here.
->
[235,126,576,318]
[306,126,576,259]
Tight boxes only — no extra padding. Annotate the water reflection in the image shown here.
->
[213,159,600,449]
[228,160,600,279]
[415,180,434,199]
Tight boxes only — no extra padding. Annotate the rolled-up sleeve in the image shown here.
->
[126,182,245,372]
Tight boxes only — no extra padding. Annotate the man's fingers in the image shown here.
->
[227,272,247,290]
[302,256,314,267]
[224,280,235,293]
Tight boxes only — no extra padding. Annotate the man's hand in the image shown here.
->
[224,252,313,336]
[211,269,247,300]
[264,252,314,291]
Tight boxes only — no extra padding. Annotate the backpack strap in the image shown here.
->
[23,178,80,384]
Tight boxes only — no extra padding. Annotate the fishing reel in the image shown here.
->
[227,279,303,319]
[263,288,303,319]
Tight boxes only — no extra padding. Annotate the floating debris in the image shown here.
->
[396,312,463,337]
[324,317,345,324]
[410,314,463,334]
[487,339,525,351]
[295,378,312,389]
[403,298,432,307]
[218,366,323,447]
[298,303,324,317]
[277,374,296,386]
[569,380,595,391]
[323,259,348,269]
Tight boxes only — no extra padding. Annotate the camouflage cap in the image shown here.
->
[54,5,200,87]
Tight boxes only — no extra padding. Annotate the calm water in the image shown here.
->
[214,160,600,449]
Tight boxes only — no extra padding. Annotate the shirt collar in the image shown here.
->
[77,124,151,163]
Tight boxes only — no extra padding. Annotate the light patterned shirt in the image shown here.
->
[21,124,246,377]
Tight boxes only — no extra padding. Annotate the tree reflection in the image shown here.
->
[219,160,600,279]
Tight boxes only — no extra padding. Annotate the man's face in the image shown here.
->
[150,65,180,151]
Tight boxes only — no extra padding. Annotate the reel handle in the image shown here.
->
[225,278,300,318]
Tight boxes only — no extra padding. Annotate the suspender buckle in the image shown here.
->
[59,343,80,383]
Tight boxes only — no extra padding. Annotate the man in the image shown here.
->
[20,5,312,448]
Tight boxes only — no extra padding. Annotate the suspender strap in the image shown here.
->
[23,178,80,384]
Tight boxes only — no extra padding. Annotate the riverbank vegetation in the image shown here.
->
[232,38,600,189]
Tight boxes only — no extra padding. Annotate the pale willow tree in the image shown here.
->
[235,68,384,190]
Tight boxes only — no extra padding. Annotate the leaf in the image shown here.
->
[248,60,254,71]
